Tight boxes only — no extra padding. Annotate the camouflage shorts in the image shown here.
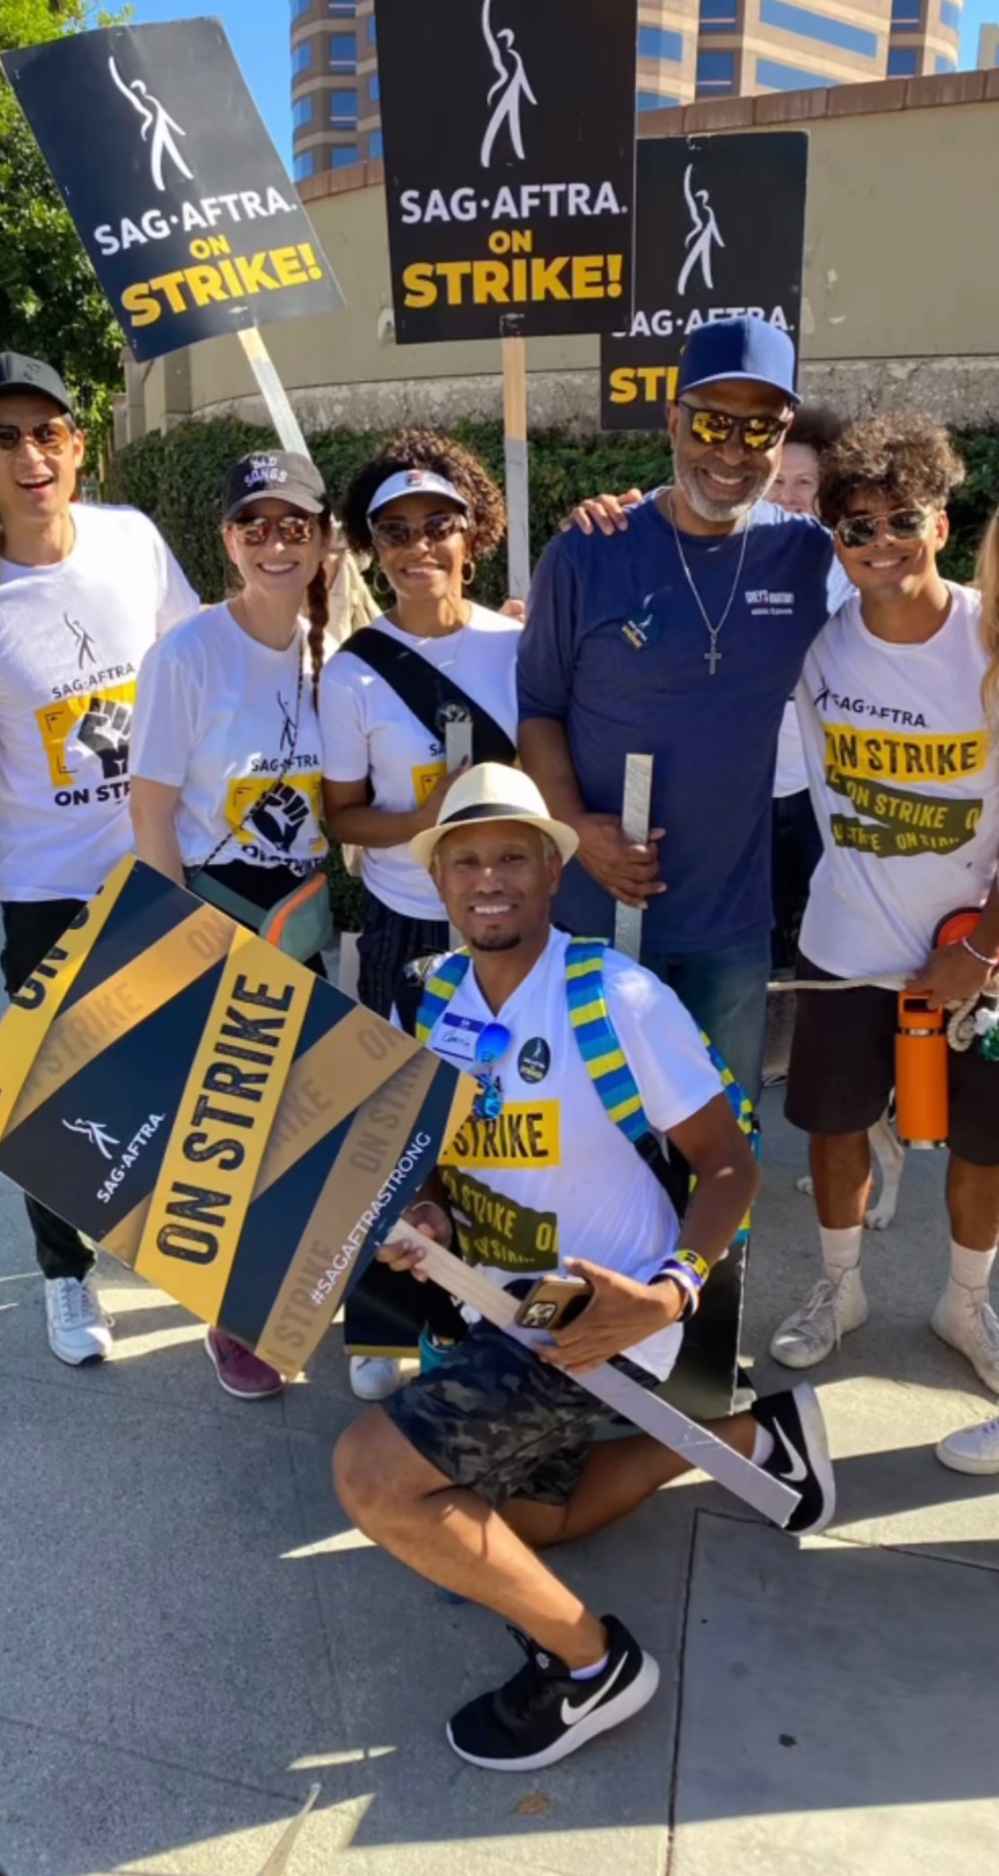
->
[385,1322,659,1509]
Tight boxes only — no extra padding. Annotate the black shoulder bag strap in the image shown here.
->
[344,627,516,764]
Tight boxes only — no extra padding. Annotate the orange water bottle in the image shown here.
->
[894,905,983,1149]
[895,996,948,1148]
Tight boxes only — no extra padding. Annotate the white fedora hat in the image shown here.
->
[410,762,579,872]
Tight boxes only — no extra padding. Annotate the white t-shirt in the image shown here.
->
[411,928,723,1377]
[319,607,521,919]
[798,583,999,976]
[131,603,326,874]
[0,503,197,901]
[774,699,809,798]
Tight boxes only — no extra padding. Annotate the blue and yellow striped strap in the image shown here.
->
[565,936,648,1142]
[415,949,471,1043]
[565,936,759,1243]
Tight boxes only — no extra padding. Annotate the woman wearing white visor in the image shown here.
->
[321,428,521,1399]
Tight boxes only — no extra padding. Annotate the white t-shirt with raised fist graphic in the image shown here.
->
[0,502,198,903]
[132,602,326,875]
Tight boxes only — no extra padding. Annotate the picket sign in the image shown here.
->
[614,753,654,961]
[383,1218,800,1527]
[501,321,532,604]
[444,711,475,950]
[237,326,311,455]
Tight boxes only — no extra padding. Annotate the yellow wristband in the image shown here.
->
[674,1248,711,1285]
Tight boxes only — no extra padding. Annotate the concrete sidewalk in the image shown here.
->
[1,1082,997,1874]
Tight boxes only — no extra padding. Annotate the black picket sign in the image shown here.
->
[601,133,808,432]
[2,21,344,363]
[376,0,638,344]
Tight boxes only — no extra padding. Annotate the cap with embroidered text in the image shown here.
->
[366,468,469,522]
[223,452,327,521]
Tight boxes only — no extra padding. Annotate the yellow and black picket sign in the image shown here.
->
[2,21,343,364]
[0,861,473,1373]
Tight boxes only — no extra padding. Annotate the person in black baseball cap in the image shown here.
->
[131,445,336,1402]
[0,351,74,416]
[0,354,200,1369]
[222,449,327,523]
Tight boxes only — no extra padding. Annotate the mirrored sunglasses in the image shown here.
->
[835,507,931,551]
[0,416,75,454]
[681,404,791,453]
[232,515,316,546]
[370,510,468,551]
[473,1021,513,1122]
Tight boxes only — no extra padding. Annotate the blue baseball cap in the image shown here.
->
[677,316,799,406]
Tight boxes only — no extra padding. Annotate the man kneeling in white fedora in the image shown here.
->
[333,764,836,1772]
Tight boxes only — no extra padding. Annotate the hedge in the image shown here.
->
[107,415,999,928]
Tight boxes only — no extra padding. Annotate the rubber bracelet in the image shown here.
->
[962,935,999,968]
[672,1247,712,1285]
[657,1268,700,1320]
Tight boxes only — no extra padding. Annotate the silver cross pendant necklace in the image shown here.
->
[667,491,752,676]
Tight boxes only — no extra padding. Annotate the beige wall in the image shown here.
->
[134,81,999,438]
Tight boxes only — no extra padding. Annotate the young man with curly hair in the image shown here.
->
[321,428,519,1398]
[770,415,999,1391]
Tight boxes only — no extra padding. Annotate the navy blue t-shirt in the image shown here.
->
[518,497,849,953]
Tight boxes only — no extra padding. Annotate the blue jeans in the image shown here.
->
[642,931,771,1102]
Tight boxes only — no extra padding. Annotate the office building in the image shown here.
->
[290,0,962,182]
[978,21,999,64]
[291,0,379,182]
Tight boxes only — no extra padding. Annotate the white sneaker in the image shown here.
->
[349,1355,402,1401]
[930,1286,999,1393]
[936,1414,999,1475]
[45,1277,113,1366]
[769,1267,868,1370]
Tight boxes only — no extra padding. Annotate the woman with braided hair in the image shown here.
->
[130,450,335,1403]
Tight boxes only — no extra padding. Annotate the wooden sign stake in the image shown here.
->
[384,1219,799,1527]
[444,711,474,950]
[614,752,654,960]
[501,316,531,603]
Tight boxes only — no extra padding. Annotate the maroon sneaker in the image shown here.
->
[205,1328,284,1399]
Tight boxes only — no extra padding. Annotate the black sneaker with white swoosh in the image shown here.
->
[446,1615,659,1771]
[752,1382,836,1535]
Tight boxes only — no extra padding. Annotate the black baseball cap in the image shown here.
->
[222,451,327,521]
[0,352,74,416]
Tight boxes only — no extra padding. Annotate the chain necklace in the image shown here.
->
[667,491,752,677]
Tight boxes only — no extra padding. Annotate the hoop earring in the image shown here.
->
[462,560,477,588]
[372,565,394,602]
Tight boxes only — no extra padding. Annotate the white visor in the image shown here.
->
[366,469,469,521]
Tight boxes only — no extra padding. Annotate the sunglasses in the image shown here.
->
[231,515,316,546]
[834,507,931,551]
[0,416,75,454]
[681,403,792,453]
[472,1021,513,1122]
[370,511,468,551]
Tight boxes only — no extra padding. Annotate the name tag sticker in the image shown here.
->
[437,1012,485,1065]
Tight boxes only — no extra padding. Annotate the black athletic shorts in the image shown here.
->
[785,951,999,1165]
[385,1321,663,1509]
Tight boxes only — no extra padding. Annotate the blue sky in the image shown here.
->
[127,0,996,175]
[128,2,296,165]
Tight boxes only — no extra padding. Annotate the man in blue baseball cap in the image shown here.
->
[517,316,849,1398]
